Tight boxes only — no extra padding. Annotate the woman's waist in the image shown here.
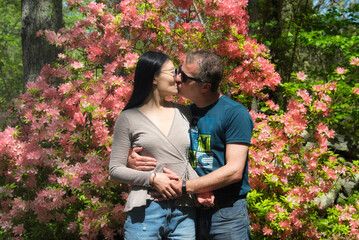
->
[125,186,196,210]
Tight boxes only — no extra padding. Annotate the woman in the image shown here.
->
[109,51,200,239]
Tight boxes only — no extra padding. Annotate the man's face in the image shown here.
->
[175,61,201,101]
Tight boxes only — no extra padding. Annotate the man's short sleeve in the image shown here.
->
[225,106,254,145]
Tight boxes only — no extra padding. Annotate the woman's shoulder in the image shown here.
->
[115,108,141,122]
[120,108,140,116]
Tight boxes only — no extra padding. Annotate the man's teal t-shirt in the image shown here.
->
[189,95,254,197]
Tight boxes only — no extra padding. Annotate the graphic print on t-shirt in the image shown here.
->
[189,116,214,170]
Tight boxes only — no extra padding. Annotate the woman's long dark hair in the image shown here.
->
[123,51,170,111]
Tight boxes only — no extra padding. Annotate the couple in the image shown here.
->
[109,50,254,240]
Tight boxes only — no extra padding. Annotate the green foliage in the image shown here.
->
[282,62,359,140]
[298,3,359,78]
[63,0,92,28]
[316,190,359,239]
[330,68,359,139]
[0,0,23,109]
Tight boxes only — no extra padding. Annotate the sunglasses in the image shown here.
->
[160,68,177,77]
[177,65,202,83]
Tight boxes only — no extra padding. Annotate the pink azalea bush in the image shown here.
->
[248,77,359,239]
[0,1,358,239]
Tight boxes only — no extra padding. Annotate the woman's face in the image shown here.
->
[154,60,178,97]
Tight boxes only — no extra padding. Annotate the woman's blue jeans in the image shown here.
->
[124,200,196,240]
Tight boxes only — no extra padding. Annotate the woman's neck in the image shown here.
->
[139,93,170,110]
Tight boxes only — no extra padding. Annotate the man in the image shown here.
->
[129,50,254,239]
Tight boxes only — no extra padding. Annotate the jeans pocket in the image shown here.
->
[218,200,246,220]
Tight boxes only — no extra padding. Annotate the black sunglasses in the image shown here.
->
[177,65,202,83]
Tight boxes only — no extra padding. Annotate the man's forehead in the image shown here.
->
[182,62,199,71]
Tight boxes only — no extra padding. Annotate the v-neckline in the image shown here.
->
[135,104,176,138]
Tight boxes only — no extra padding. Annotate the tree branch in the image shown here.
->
[193,1,213,45]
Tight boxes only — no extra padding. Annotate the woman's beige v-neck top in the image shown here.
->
[109,103,198,212]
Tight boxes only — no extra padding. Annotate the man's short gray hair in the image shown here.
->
[186,50,223,92]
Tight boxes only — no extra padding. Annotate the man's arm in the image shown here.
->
[185,143,249,194]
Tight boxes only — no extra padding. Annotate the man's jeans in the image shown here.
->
[196,198,252,240]
[124,200,196,240]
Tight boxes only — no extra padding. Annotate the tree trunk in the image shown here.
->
[247,0,260,37]
[21,0,62,88]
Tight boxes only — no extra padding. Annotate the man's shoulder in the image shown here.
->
[216,96,254,129]
[217,95,248,113]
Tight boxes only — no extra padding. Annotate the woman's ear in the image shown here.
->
[153,78,158,85]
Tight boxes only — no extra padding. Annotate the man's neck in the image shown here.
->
[194,92,221,108]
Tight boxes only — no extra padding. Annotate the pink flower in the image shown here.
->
[266,100,279,111]
[44,30,59,44]
[317,122,335,138]
[282,156,291,165]
[83,71,94,79]
[124,52,139,68]
[313,100,328,113]
[0,127,17,146]
[67,221,78,233]
[104,61,118,73]
[171,0,193,9]
[88,2,105,15]
[102,227,116,239]
[279,220,291,229]
[257,124,271,141]
[160,21,171,34]
[263,226,273,235]
[73,112,86,125]
[58,82,73,95]
[182,23,191,31]
[87,46,103,61]
[312,82,337,92]
[335,67,346,75]
[297,89,312,105]
[293,218,303,229]
[350,57,359,66]
[71,61,84,69]
[36,30,43,37]
[348,205,356,214]
[296,71,307,81]
[266,211,276,221]
[67,0,83,6]
[353,87,359,95]
[251,223,261,232]
[12,224,24,236]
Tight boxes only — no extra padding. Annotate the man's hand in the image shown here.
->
[196,192,215,208]
[127,147,156,171]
